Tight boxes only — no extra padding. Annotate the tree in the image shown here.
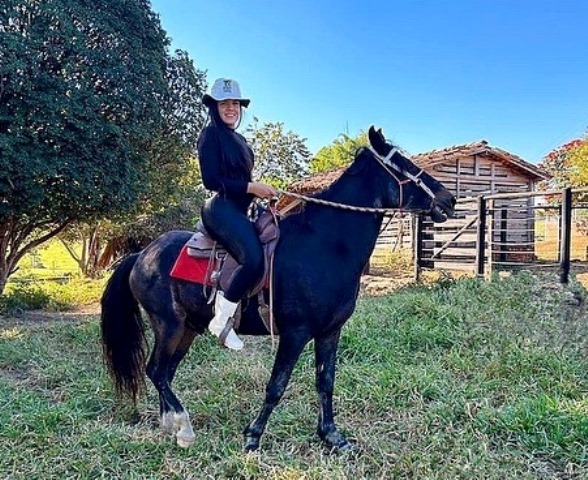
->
[62,156,208,276]
[310,131,369,174]
[539,135,588,192]
[59,50,209,276]
[569,138,588,187]
[539,134,588,234]
[245,119,311,189]
[0,0,175,293]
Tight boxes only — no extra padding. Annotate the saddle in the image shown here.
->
[185,208,280,329]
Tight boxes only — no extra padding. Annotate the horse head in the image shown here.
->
[367,126,455,222]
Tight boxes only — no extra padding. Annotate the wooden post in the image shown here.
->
[487,199,494,276]
[476,196,487,277]
[559,188,572,284]
[413,214,423,282]
[500,208,508,263]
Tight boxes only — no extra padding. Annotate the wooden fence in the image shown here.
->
[413,187,588,284]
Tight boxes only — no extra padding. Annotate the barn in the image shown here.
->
[412,141,550,270]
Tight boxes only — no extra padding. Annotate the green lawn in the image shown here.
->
[0,272,587,479]
[12,239,80,281]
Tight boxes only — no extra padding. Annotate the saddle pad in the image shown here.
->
[169,244,213,285]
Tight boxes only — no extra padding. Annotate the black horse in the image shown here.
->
[100,127,455,451]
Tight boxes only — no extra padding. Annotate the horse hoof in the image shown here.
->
[336,440,356,454]
[244,436,260,452]
[321,431,355,453]
[176,434,195,448]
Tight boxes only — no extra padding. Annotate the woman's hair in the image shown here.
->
[206,103,253,171]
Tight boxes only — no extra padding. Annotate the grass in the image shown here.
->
[0,271,587,478]
[0,277,106,315]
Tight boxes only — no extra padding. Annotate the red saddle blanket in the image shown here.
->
[169,245,214,285]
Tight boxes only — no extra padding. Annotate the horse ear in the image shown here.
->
[368,126,378,148]
[368,126,386,155]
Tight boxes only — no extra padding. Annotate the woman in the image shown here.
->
[198,78,277,350]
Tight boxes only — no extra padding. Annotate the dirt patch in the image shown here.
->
[359,274,414,297]
[0,302,100,328]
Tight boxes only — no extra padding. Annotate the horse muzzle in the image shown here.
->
[429,197,455,223]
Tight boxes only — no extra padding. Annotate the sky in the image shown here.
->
[150,0,588,164]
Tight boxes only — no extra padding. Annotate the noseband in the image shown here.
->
[367,146,437,210]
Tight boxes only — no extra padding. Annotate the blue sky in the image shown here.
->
[150,0,588,164]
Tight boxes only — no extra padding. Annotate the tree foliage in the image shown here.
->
[539,136,588,191]
[245,119,311,189]
[59,50,209,277]
[310,131,369,174]
[0,0,179,292]
[539,135,588,233]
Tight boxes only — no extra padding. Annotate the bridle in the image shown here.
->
[367,145,437,208]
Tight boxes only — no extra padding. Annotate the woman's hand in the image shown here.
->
[247,182,278,199]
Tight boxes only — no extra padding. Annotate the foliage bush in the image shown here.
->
[0,277,106,315]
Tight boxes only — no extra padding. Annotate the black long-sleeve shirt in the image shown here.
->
[197,125,254,210]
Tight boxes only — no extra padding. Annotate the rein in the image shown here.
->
[277,190,403,215]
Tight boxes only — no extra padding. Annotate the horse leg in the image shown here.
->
[315,328,353,451]
[167,328,197,382]
[158,329,197,433]
[243,333,310,452]
[146,314,196,448]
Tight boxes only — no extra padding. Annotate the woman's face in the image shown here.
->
[218,100,241,128]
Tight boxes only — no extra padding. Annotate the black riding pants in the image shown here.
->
[201,195,264,303]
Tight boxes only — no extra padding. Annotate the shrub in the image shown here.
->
[0,277,106,315]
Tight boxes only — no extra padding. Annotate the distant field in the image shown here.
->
[535,220,588,261]
[12,240,80,281]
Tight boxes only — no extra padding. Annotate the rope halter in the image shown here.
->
[367,146,437,205]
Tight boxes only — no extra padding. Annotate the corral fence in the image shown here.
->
[413,187,588,283]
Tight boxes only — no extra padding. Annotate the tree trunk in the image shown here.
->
[0,268,8,297]
[60,224,105,279]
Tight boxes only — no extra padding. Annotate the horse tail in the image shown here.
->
[100,253,146,404]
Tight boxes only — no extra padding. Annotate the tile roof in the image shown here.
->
[286,166,347,194]
[411,140,549,180]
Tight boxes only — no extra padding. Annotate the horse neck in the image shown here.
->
[308,170,388,266]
